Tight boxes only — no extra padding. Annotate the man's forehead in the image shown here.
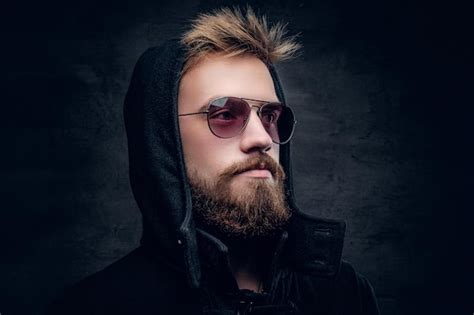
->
[178,54,278,113]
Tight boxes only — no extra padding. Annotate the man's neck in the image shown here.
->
[226,237,278,293]
[229,254,263,292]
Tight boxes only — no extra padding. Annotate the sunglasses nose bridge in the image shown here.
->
[240,104,262,125]
[250,105,261,117]
[239,106,274,149]
[242,104,276,142]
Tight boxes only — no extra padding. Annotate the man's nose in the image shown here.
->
[239,109,273,153]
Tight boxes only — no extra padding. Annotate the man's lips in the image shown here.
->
[237,169,272,178]
[229,160,276,179]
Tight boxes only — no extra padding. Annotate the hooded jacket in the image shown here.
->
[45,40,380,315]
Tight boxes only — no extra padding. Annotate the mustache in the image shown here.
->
[219,154,285,180]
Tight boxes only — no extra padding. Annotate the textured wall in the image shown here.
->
[1,1,471,314]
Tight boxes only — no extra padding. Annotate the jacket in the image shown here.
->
[45,40,380,315]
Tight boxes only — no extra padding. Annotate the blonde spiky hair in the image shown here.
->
[180,6,301,74]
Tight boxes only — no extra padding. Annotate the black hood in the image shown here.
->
[124,39,346,289]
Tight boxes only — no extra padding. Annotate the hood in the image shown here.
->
[123,39,345,289]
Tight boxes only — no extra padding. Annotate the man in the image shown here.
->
[46,7,379,315]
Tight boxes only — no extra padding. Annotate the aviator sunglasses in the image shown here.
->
[178,96,296,144]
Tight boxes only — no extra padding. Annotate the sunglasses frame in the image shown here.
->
[178,96,297,144]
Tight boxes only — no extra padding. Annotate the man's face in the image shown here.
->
[178,53,290,238]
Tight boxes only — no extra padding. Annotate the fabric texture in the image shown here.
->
[44,39,380,315]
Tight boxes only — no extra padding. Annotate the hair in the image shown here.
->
[180,6,301,74]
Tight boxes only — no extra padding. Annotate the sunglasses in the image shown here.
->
[178,96,296,144]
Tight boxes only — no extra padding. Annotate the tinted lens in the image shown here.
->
[260,103,295,144]
[207,97,250,138]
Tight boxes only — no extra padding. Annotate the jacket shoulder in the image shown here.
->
[333,260,380,315]
[43,247,189,315]
[295,260,379,315]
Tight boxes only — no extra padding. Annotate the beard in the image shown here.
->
[188,154,291,241]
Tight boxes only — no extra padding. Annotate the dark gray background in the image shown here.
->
[1,0,472,314]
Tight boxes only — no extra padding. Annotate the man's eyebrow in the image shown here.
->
[197,104,209,112]
[196,96,279,112]
[198,95,221,112]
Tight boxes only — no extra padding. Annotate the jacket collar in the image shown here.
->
[194,211,346,291]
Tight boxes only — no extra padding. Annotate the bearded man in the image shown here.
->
[45,7,379,315]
